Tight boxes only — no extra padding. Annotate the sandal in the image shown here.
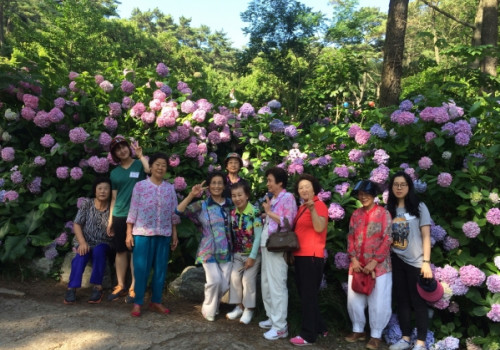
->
[149,302,170,315]
[107,285,126,301]
[131,303,141,317]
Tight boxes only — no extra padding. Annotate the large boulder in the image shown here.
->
[59,251,114,289]
[169,266,206,302]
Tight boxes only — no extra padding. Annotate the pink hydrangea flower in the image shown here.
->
[437,172,453,187]
[333,165,349,178]
[40,134,55,148]
[487,304,500,322]
[70,167,83,180]
[68,71,79,80]
[192,109,206,123]
[173,177,187,191]
[130,102,146,117]
[208,130,221,144]
[486,208,500,225]
[328,203,345,220]
[391,110,415,125]
[1,147,15,162]
[373,149,390,165]
[213,113,228,126]
[418,156,433,170]
[23,94,39,109]
[55,232,68,246]
[348,124,361,138]
[48,107,64,123]
[185,143,199,158]
[69,127,89,144]
[4,190,19,201]
[425,131,437,143]
[348,149,364,163]
[354,129,370,145]
[459,265,486,287]
[103,117,118,131]
[94,75,104,84]
[462,221,480,238]
[197,143,208,154]
[157,116,176,128]
[149,98,162,112]
[153,90,167,102]
[141,112,156,124]
[486,275,500,293]
[56,166,69,179]
[33,111,51,128]
[108,102,122,117]
[181,100,198,114]
[169,154,180,167]
[34,156,46,166]
[99,80,114,92]
[196,99,213,112]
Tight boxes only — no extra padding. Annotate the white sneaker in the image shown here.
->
[239,308,254,324]
[204,315,215,322]
[263,327,288,340]
[259,318,273,329]
[226,305,243,320]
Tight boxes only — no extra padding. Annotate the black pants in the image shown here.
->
[294,256,327,343]
[391,253,429,341]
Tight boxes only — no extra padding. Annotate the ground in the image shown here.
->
[0,277,390,350]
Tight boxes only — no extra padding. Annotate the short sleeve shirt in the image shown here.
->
[73,199,111,248]
[110,159,145,217]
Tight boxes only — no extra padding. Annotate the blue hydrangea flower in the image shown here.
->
[414,179,427,193]
[269,119,285,132]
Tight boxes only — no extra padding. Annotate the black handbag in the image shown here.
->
[266,218,300,252]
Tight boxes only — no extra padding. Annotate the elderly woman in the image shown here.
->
[387,171,432,350]
[125,153,179,317]
[64,177,113,304]
[259,167,297,340]
[226,182,262,325]
[223,152,248,198]
[107,136,150,303]
[289,174,328,346]
[177,171,233,322]
[346,180,392,350]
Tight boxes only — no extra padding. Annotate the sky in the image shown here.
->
[116,0,389,49]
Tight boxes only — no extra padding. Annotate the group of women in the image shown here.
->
[64,136,434,350]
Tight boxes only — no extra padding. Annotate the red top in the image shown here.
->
[293,196,328,257]
[347,204,392,277]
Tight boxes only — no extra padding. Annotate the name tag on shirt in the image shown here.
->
[130,172,140,178]
[404,213,416,220]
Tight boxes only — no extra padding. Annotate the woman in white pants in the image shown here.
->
[177,171,232,321]
[259,167,297,340]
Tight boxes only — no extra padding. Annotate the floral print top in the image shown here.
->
[347,204,392,277]
[180,197,232,264]
[127,178,180,236]
[230,203,262,259]
[266,189,297,235]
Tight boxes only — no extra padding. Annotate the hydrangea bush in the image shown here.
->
[1,63,500,348]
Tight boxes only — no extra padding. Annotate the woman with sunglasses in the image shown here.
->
[346,180,392,350]
[386,171,432,350]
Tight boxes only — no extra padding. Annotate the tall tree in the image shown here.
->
[379,0,409,107]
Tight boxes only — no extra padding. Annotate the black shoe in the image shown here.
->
[64,288,76,304]
[88,287,103,304]
[124,290,135,304]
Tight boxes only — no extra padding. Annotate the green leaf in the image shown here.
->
[0,220,11,240]
[466,288,488,306]
[433,137,445,147]
[0,235,26,262]
[471,306,489,317]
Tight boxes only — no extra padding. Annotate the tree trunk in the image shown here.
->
[0,0,5,52]
[480,0,498,78]
[471,0,484,69]
[379,0,409,107]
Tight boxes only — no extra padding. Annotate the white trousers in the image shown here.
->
[229,253,261,308]
[261,247,288,330]
[202,262,232,318]
[347,272,393,338]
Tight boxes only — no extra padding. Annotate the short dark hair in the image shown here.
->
[294,174,322,197]
[231,181,251,198]
[148,152,168,167]
[91,176,112,200]
[206,170,226,186]
[351,180,379,197]
[265,167,288,189]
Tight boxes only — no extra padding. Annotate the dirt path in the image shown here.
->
[0,278,388,350]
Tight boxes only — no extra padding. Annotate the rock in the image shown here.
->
[59,251,113,289]
[30,257,54,276]
[170,265,230,303]
[0,288,25,296]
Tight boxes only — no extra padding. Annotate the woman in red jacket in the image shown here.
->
[289,174,328,347]
[345,180,392,350]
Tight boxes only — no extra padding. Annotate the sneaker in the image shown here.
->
[345,332,366,343]
[125,289,135,304]
[107,285,126,301]
[204,314,215,322]
[412,345,426,350]
[88,287,103,304]
[64,288,76,304]
[259,318,273,329]
[226,305,243,320]
[290,335,312,346]
[389,339,411,350]
[263,327,288,340]
[239,308,254,324]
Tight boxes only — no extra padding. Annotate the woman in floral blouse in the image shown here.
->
[176,170,232,322]
[126,153,180,317]
[225,182,262,325]
[346,180,392,350]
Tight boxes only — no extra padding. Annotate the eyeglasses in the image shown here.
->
[393,183,408,189]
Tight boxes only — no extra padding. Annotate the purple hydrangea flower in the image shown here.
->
[370,123,387,138]
[207,130,221,144]
[56,167,69,179]
[399,99,413,111]
[373,149,390,165]
[431,225,447,242]
[4,190,19,201]
[459,265,486,286]
[121,80,135,94]
[258,133,270,142]
[1,147,15,161]
[267,100,281,109]
[213,113,228,126]
[437,173,453,187]
[44,244,59,260]
[103,117,118,131]
[239,103,255,117]
[413,179,427,193]
[28,177,42,194]
[348,149,364,163]
[455,132,470,146]
[10,170,23,184]
[48,107,64,123]
[99,80,113,93]
[21,107,36,121]
[284,125,298,138]
[269,119,285,132]
[335,182,350,197]
[184,143,199,158]
[334,165,349,178]
[425,132,437,143]
[70,167,83,180]
[55,232,68,246]
[443,236,459,251]
[258,106,272,115]
[450,279,469,296]
[318,189,331,201]
[370,164,390,184]
[391,110,415,125]
[433,336,459,350]
[156,63,169,77]
[40,134,55,148]
[348,124,361,137]
[34,156,46,166]
[334,252,350,270]
[462,221,480,238]
[486,208,500,225]
[328,203,345,220]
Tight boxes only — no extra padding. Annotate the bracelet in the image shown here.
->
[422,260,431,263]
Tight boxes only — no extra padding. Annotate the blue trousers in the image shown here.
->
[133,235,171,305]
[68,243,110,288]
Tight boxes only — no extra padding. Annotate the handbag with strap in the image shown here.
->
[351,271,376,295]
[266,217,299,252]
